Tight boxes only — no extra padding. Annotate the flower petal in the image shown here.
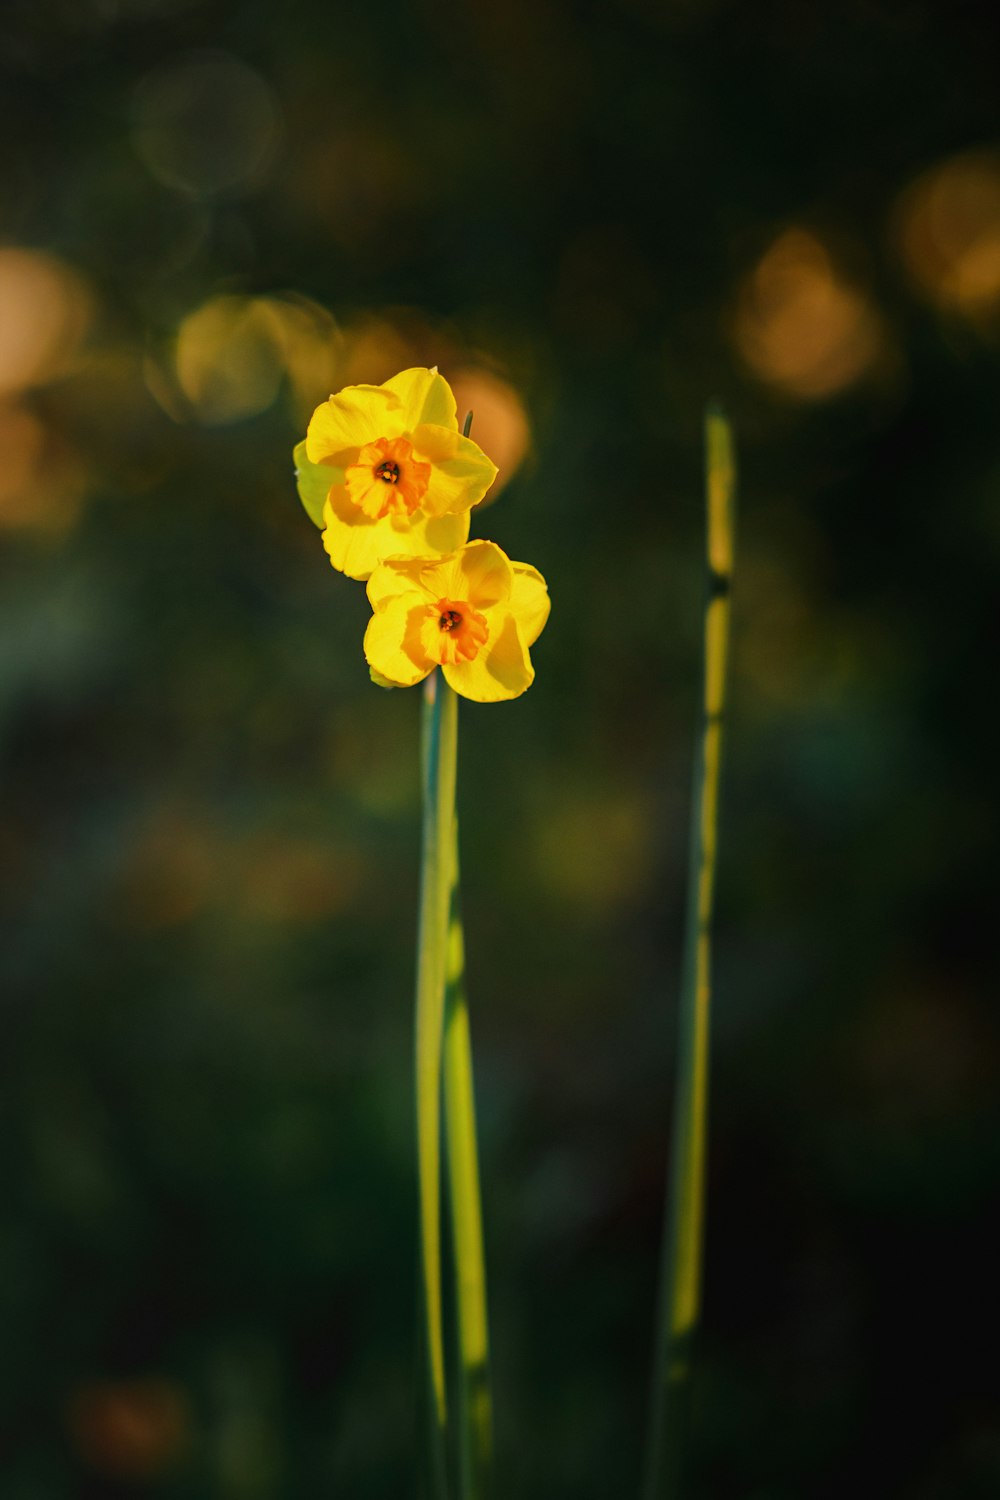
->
[401,538,513,611]
[322,497,387,581]
[410,424,499,515]
[306,385,404,465]
[509,562,550,646]
[295,439,338,528]
[383,368,457,432]
[385,510,471,567]
[451,539,514,608]
[323,489,470,581]
[363,592,433,687]
[443,609,534,702]
[367,554,438,612]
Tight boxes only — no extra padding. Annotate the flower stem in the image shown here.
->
[438,403,493,1499]
[642,403,737,1500]
[416,669,459,1494]
[443,813,493,1499]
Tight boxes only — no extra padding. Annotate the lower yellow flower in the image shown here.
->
[364,541,550,703]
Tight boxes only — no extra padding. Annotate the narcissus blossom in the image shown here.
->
[295,367,498,580]
[364,541,550,703]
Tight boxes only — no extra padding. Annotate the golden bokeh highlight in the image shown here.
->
[67,1378,190,1481]
[0,401,87,534]
[174,295,285,424]
[0,246,91,532]
[733,229,884,399]
[259,295,343,419]
[0,248,92,396]
[132,52,279,197]
[167,294,341,425]
[335,313,432,389]
[0,404,45,518]
[895,150,1000,322]
[449,367,530,501]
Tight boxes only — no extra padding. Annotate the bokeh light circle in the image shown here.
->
[132,51,280,197]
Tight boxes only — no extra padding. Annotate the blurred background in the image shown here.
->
[2,0,999,1495]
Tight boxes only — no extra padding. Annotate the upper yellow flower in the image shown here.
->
[364,541,550,703]
[295,367,499,581]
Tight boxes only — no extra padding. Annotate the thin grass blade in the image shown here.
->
[643,403,737,1500]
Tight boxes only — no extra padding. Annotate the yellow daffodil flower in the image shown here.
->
[364,540,550,703]
[294,367,499,580]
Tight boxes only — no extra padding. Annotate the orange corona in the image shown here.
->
[423,599,489,665]
[345,436,431,520]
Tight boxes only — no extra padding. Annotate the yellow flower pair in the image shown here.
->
[295,367,549,702]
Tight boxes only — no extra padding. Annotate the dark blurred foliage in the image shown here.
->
[2,0,1000,1495]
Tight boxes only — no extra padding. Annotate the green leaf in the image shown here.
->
[443,815,492,1499]
[415,673,459,1482]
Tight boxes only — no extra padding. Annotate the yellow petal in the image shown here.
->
[443,609,534,702]
[401,553,458,604]
[383,367,457,432]
[370,666,398,689]
[451,539,514,608]
[366,554,438,612]
[385,509,471,567]
[410,424,499,516]
[404,538,512,611]
[323,489,471,581]
[509,562,550,647]
[363,592,433,687]
[305,385,404,465]
[322,496,387,581]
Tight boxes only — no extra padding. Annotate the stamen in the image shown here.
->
[439,609,462,633]
[376,461,400,484]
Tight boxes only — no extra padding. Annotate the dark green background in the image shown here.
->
[2,1,998,1495]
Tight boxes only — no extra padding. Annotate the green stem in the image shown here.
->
[443,814,493,1499]
[438,406,493,1498]
[643,404,737,1500]
[416,669,459,1495]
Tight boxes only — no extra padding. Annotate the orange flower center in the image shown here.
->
[345,436,431,520]
[421,598,489,666]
